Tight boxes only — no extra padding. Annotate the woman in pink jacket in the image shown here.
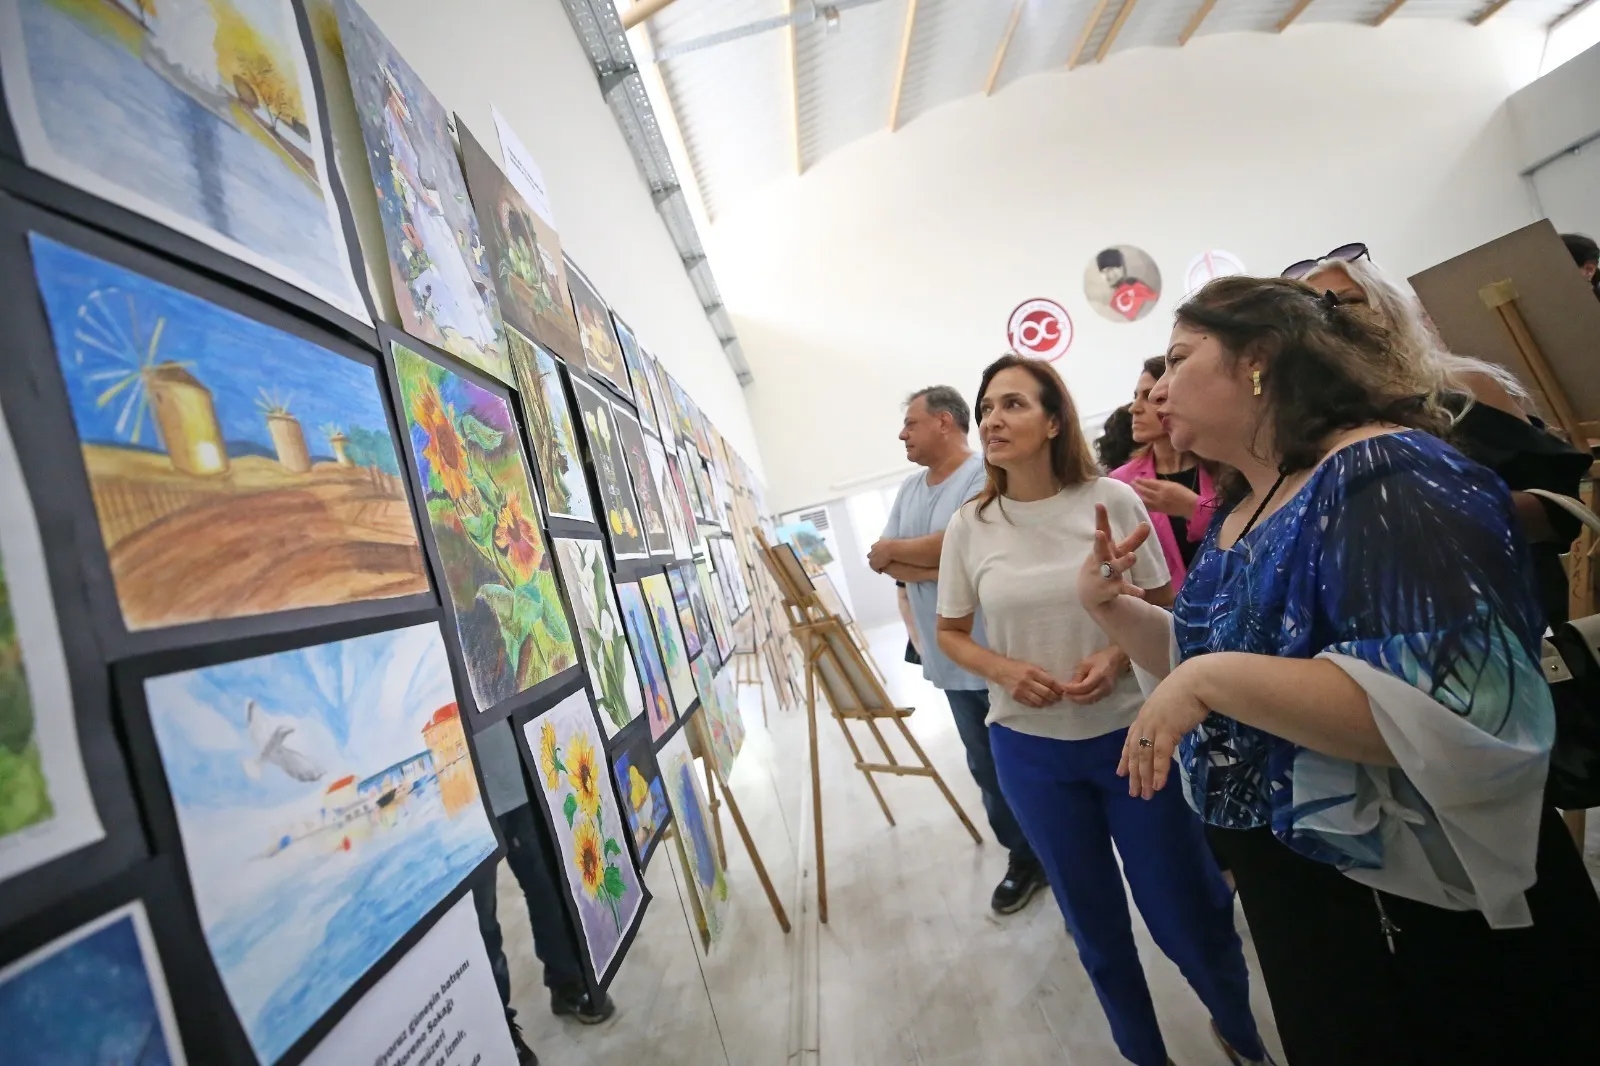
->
[1108,357,1216,588]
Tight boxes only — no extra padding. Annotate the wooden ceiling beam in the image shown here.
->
[1178,0,1219,45]
[1276,0,1315,32]
[1470,0,1514,24]
[784,0,801,172]
[1068,0,1113,69]
[1372,0,1411,25]
[888,0,921,132]
[1096,0,1141,62]
[985,0,1025,95]
[620,0,680,32]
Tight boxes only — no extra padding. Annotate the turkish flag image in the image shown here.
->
[1110,279,1158,321]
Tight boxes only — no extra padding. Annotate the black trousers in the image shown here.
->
[1210,807,1600,1065]
[473,802,585,1019]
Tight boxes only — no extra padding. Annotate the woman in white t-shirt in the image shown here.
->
[936,355,1269,1066]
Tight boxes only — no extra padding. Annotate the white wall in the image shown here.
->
[708,20,1546,512]
[329,0,763,474]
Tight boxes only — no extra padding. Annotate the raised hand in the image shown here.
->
[1078,503,1152,610]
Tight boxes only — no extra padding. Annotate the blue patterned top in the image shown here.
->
[1173,431,1553,873]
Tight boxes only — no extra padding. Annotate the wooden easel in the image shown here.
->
[755,531,981,924]
[685,707,791,933]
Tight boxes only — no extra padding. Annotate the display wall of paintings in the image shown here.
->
[389,336,577,714]
[552,538,643,738]
[611,315,658,437]
[615,582,674,740]
[523,687,646,984]
[640,574,697,718]
[612,403,673,559]
[132,622,500,1065]
[507,328,594,524]
[338,0,509,383]
[609,720,668,867]
[564,259,630,398]
[570,378,647,561]
[25,231,431,637]
[0,0,372,328]
[656,728,728,951]
[457,120,582,364]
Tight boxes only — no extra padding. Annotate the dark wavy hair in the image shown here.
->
[1094,405,1136,471]
[973,354,1098,520]
[1173,276,1448,508]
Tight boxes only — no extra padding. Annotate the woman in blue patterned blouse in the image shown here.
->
[1078,276,1600,1065]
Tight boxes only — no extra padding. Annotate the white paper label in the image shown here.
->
[302,895,516,1066]
[492,106,557,228]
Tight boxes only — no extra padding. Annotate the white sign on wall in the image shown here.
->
[1184,250,1246,296]
[302,896,517,1066]
[492,105,558,228]
[1006,298,1074,361]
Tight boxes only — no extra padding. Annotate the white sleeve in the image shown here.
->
[1104,481,1171,590]
[935,510,978,619]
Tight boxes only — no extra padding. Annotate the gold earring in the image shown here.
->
[1252,369,1262,396]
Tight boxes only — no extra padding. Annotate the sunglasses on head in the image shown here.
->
[1281,243,1370,279]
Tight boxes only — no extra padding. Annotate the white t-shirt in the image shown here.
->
[936,478,1170,742]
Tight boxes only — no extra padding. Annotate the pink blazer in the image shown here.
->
[1107,453,1218,589]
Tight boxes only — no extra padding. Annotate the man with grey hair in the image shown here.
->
[868,386,1044,914]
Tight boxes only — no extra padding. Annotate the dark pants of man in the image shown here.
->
[944,687,1034,863]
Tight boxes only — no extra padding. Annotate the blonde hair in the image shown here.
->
[1306,256,1528,407]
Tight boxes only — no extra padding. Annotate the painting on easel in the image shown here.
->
[656,726,727,950]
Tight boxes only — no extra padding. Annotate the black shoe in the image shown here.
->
[550,982,616,1025]
[508,1018,538,1066]
[991,854,1046,915]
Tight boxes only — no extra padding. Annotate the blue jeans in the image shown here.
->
[943,688,1034,864]
[992,724,1263,1066]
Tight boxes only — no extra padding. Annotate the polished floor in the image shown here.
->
[498,624,1600,1065]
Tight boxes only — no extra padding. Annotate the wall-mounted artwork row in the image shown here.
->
[0,0,371,325]
[390,337,576,713]
[28,232,429,634]
[551,537,643,738]
[337,0,509,383]
[507,327,594,524]
[524,687,645,984]
[136,622,499,1065]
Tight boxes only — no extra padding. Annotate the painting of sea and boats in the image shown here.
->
[0,902,188,1066]
[0,0,369,323]
[142,622,498,1065]
[30,234,427,632]
[337,0,509,383]
[657,728,727,950]
[526,687,644,981]
[391,340,576,712]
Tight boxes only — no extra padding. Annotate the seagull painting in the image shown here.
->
[242,699,325,783]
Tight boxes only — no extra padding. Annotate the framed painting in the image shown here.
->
[663,451,700,551]
[644,352,676,449]
[681,563,720,671]
[610,314,657,437]
[662,370,695,449]
[696,561,733,664]
[691,452,718,526]
[608,717,668,868]
[655,727,727,951]
[386,331,578,717]
[639,574,696,717]
[569,377,647,562]
[694,662,745,782]
[551,537,643,738]
[506,327,594,524]
[610,403,672,559]
[563,257,630,399]
[0,0,373,334]
[0,199,431,654]
[457,120,581,364]
[615,582,674,740]
[646,435,692,560]
[665,566,702,663]
[519,686,646,987]
[677,445,709,524]
[120,620,502,1066]
[336,0,509,383]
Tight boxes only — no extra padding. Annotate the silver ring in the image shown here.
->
[1137,736,1153,748]
[1099,562,1115,579]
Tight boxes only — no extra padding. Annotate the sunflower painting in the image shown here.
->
[524,688,644,980]
[392,340,577,711]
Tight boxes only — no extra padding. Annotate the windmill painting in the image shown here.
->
[28,234,427,632]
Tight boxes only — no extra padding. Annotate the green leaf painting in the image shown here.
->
[392,341,577,711]
[552,539,644,737]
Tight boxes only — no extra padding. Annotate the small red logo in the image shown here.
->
[1007,299,1073,362]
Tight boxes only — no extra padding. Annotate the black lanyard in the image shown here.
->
[1237,472,1289,541]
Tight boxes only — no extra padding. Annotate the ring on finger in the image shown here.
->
[1098,562,1116,579]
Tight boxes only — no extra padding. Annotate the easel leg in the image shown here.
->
[715,769,792,933]
[833,713,895,827]
[806,643,828,925]
[704,758,728,869]
[893,716,983,845]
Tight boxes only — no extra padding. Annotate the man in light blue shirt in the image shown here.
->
[869,386,1043,914]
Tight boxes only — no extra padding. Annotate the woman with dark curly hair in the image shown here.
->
[1094,404,1137,472]
[1079,276,1600,1065]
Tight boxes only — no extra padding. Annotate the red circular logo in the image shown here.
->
[1007,299,1074,362]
